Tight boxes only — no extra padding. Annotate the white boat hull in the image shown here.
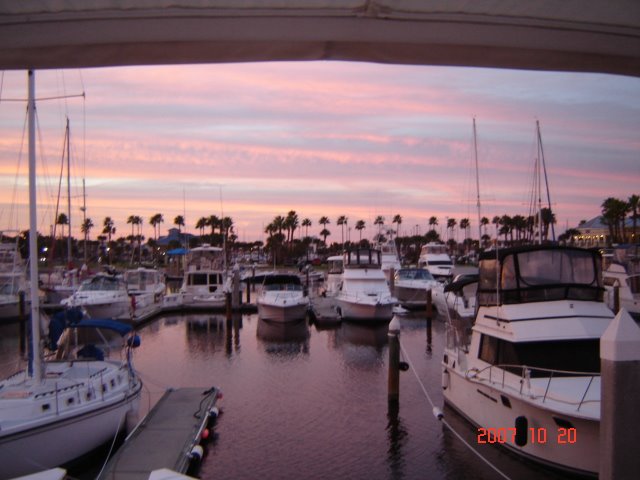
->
[0,363,142,478]
[257,301,308,323]
[335,296,395,322]
[443,366,599,476]
[392,284,430,309]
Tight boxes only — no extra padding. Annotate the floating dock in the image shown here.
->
[98,387,221,480]
[309,295,341,325]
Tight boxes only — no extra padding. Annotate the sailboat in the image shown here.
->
[40,118,85,305]
[0,71,143,478]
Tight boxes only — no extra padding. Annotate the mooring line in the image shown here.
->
[399,340,512,480]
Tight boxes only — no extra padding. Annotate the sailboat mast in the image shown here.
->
[28,70,42,382]
[65,118,72,267]
[536,121,555,242]
[536,129,543,245]
[473,118,482,248]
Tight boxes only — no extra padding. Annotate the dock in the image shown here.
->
[309,295,341,325]
[98,387,221,480]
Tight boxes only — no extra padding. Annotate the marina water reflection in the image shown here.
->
[0,309,577,479]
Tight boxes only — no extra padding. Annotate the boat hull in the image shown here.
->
[335,297,395,322]
[442,366,599,476]
[392,284,430,309]
[0,374,141,478]
[257,301,308,323]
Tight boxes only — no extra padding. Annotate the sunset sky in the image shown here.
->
[0,62,638,244]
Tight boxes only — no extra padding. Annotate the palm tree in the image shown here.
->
[195,217,207,239]
[102,217,116,263]
[284,210,299,244]
[127,215,137,254]
[480,216,489,238]
[601,197,628,244]
[629,194,639,243]
[392,214,402,238]
[459,218,470,251]
[337,215,348,245]
[446,218,456,243]
[149,213,164,241]
[355,220,366,242]
[320,228,331,245]
[80,218,94,263]
[540,208,556,242]
[318,216,330,240]
[56,212,69,239]
[428,216,438,232]
[301,218,312,238]
[174,215,185,234]
[207,215,220,244]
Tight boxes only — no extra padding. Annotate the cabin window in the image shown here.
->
[190,273,208,286]
[478,334,600,376]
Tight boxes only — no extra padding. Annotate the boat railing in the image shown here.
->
[466,363,599,411]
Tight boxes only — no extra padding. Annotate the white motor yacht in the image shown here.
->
[418,242,454,282]
[442,245,613,476]
[163,244,229,311]
[123,267,166,322]
[335,248,397,322]
[61,273,131,319]
[392,267,439,310]
[257,273,309,323]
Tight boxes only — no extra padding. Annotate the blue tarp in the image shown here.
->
[166,248,187,255]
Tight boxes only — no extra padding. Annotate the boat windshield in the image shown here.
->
[80,276,122,291]
[478,247,603,306]
[397,269,435,281]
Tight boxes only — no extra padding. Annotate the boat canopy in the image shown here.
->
[477,245,604,306]
[48,307,134,351]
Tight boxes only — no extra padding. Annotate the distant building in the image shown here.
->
[575,216,637,247]
[157,228,195,248]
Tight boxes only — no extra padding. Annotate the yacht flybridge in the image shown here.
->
[442,245,612,476]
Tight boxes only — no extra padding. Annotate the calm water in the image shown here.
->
[0,301,578,480]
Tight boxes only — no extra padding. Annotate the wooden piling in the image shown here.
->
[426,289,433,348]
[225,292,232,321]
[600,308,640,479]
[613,284,620,314]
[388,315,400,406]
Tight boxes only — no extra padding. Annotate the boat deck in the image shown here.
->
[98,387,220,480]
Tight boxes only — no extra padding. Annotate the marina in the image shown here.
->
[0,290,589,479]
[0,4,638,478]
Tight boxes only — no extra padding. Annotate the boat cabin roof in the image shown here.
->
[477,245,604,306]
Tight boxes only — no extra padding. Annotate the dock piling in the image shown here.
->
[426,289,433,350]
[388,315,401,407]
[600,308,640,479]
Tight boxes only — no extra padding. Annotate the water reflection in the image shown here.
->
[256,317,310,356]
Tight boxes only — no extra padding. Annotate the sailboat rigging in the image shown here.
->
[0,70,142,479]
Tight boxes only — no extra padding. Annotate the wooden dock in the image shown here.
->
[98,387,221,480]
[309,295,341,325]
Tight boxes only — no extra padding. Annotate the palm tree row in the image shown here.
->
[600,194,639,244]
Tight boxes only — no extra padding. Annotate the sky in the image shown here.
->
[0,62,638,244]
